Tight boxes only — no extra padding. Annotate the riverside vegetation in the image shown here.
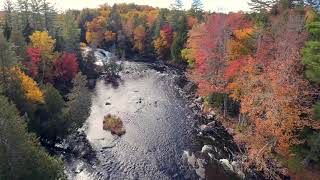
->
[0,0,320,179]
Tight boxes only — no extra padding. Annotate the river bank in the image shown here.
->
[172,72,268,180]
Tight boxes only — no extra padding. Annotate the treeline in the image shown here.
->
[183,0,320,178]
[0,0,93,179]
[79,0,205,64]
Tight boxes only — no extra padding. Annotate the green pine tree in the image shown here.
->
[189,0,204,21]
[171,15,188,63]
[0,95,65,180]
[66,72,92,132]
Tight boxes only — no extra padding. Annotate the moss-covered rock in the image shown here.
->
[103,114,126,136]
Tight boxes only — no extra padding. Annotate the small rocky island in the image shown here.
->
[103,114,126,136]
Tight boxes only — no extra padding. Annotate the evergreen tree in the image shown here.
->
[23,21,34,43]
[78,8,99,43]
[153,9,167,38]
[29,0,43,30]
[41,0,56,33]
[83,50,98,80]
[0,34,19,91]
[0,95,65,179]
[169,0,184,31]
[3,20,12,41]
[61,11,81,53]
[171,15,188,63]
[301,12,320,168]
[170,0,184,10]
[3,0,14,41]
[189,0,204,21]
[36,84,67,141]
[66,73,91,131]
[16,0,30,30]
[303,15,320,83]
[53,28,64,52]
[249,0,279,11]
[10,25,27,57]
[107,5,122,33]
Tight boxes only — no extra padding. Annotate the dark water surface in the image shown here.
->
[64,60,237,180]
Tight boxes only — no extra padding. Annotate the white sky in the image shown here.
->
[1,0,251,13]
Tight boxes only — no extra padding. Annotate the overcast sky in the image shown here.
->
[46,0,251,13]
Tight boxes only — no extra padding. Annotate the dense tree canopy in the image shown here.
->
[1,0,320,179]
[0,95,65,180]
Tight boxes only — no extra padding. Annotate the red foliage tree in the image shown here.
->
[188,13,253,95]
[154,23,173,59]
[161,23,173,44]
[25,47,41,78]
[53,52,79,82]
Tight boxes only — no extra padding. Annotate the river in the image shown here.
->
[62,50,241,180]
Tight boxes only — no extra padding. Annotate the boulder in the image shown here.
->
[219,159,234,172]
[103,114,126,136]
[200,124,209,131]
[195,97,203,103]
[183,81,197,94]
[201,145,213,153]
[189,103,197,108]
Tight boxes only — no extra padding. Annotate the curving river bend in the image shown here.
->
[62,51,240,180]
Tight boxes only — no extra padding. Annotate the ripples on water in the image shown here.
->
[64,52,238,179]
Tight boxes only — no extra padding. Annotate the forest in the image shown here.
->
[0,0,320,179]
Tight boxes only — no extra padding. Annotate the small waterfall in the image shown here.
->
[82,47,116,66]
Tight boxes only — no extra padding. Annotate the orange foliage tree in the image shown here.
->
[133,25,146,53]
[187,13,252,95]
[86,16,108,47]
[154,24,173,60]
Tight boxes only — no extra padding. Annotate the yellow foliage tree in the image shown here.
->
[228,28,254,60]
[181,48,195,67]
[16,69,44,104]
[29,31,56,60]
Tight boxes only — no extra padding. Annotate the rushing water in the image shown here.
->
[63,50,239,180]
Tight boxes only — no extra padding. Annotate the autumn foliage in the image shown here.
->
[133,25,146,53]
[154,24,173,59]
[187,13,253,95]
[29,31,55,60]
[53,52,79,82]
[187,9,320,174]
[15,68,44,104]
[26,47,41,78]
